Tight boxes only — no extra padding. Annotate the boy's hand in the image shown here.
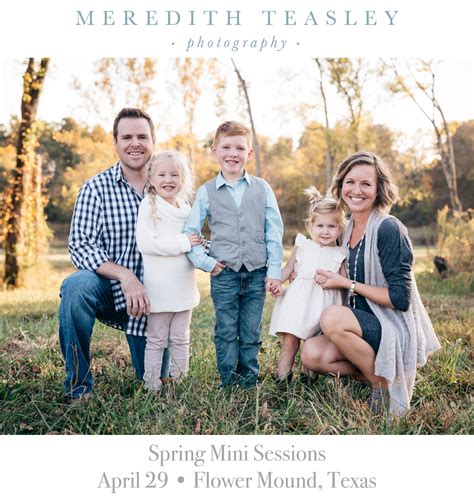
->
[288,271,297,283]
[211,261,225,276]
[271,284,283,297]
[265,278,281,294]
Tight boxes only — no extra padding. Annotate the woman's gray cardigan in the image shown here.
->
[342,210,441,416]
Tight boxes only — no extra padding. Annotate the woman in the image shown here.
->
[300,152,440,415]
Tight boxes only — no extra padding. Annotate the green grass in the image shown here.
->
[0,247,472,435]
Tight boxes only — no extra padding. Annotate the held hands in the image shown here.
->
[314,269,349,290]
[211,261,225,276]
[314,270,328,286]
[270,284,284,297]
[266,278,282,296]
[120,270,151,317]
[288,271,297,284]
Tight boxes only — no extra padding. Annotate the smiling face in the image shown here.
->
[341,163,378,216]
[149,159,183,206]
[115,117,154,174]
[310,212,341,247]
[211,134,253,183]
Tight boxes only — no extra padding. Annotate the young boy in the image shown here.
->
[183,121,284,388]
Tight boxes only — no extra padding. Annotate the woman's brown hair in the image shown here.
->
[330,151,399,214]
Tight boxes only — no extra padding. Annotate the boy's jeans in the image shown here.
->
[58,270,170,398]
[210,266,267,388]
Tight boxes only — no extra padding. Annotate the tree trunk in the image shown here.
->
[326,59,363,151]
[315,59,336,191]
[3,58,49,288]
[433,124,463,212]
[231,59,262,177]
[438,107,463,212]
[387,60,462,212]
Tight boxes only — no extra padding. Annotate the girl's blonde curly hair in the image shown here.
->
[304,186,345,237]
[146,151,194,224]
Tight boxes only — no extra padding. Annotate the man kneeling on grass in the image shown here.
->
[58,108,169,405]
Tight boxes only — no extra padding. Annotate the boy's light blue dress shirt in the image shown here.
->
[183,171,284,279]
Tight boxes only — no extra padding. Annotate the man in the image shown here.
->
[59,108,169,404]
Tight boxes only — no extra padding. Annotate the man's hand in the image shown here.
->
[211,261,225,276]
[120,270,151,317]
[265,278,281,294]
[96,261,150,317]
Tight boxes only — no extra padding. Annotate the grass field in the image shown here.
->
[0,246,472,435]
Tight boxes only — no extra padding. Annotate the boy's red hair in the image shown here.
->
[213,121,252,147]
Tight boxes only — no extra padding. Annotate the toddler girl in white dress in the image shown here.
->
[269,187,346,380]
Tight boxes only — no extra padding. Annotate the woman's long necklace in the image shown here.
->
[346,231,366,309]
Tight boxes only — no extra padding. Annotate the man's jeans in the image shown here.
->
[210,266,267,388]
[59,270,169,398]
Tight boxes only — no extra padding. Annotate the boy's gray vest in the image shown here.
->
[205,176,267,272]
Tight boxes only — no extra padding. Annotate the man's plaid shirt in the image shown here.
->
[68,162,147,336]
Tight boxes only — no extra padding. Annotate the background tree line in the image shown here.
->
[1,114,472,225]
[1,58,473,288]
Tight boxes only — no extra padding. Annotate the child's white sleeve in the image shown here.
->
[295,233,307,247]
[139,233,191,256]
[136,204,191,256]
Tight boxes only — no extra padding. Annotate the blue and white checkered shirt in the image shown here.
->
[68,162,147,336]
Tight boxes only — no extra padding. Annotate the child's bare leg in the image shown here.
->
[276,333,300,378]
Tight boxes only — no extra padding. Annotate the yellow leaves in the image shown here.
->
[0,144,16,171]
[21,59,49,103]
[90,58,158,109]
[436,207,473,273]
[143,58,157,80]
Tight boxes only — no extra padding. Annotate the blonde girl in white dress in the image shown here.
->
[136,151,202,392]
[269,187,346,381]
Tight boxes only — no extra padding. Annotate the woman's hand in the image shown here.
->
[317,269,395,307]
[314,273,326,285]
[315,269,350,290]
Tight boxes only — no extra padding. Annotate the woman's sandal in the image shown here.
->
[300,367,319,387]
[368,386,390,415]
